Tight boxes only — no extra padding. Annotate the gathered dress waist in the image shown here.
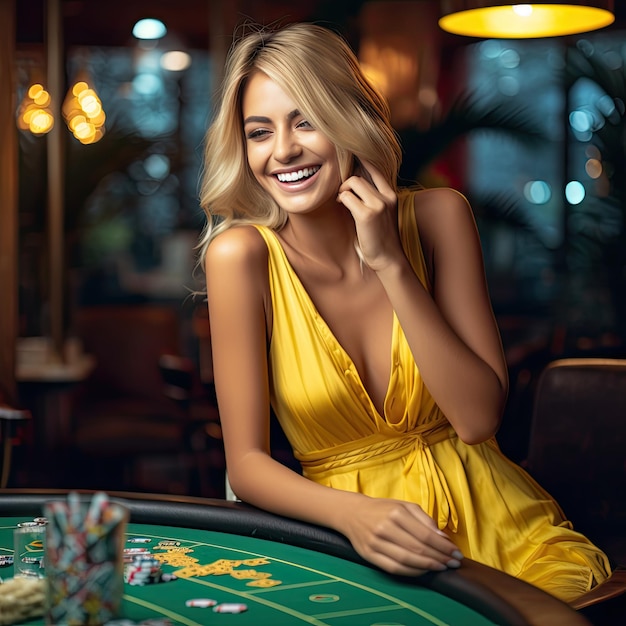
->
[298,421,456,477]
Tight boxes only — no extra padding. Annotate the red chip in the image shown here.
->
[185,598,217,608]
[213,603,248,613]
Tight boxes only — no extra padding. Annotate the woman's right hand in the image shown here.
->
[338,495,463,576]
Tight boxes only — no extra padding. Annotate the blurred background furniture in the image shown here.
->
[525,358,626,559]
[0,399,31,489]
[524,357,626,621]
[16,336,96,458]
[158,352,224,498]
[66,305,196,494]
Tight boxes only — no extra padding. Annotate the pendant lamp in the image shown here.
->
[439,2,615,39]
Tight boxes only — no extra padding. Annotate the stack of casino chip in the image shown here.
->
[0,555,13,569]
[124,555,177,586]
[0,577,46,625]
[124,556,162,586]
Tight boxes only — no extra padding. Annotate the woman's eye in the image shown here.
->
[296,119,313,130]
[246,128,270,140]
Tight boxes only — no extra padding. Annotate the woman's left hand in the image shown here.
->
[337,159,402,272]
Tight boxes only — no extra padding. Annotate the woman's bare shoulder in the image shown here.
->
[412,186,470,215]
[205,225,269,270]
[205,226,271,321]
[412,187,475,235]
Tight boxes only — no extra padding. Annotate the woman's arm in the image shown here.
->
[338,169,508,444]
[205,225,462,574]
[410,187,508,441]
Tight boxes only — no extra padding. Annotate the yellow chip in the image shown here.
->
[247,579,282,587]
[230,569,259,580]
[242,558,270,566]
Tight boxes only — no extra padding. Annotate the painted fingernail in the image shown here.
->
[446,559,462,568]
[452,550,464,560]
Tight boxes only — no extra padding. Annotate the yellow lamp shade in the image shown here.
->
[439,2,615,39]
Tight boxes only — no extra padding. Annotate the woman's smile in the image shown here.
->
[242,71,342,214]
[275,165,321,184]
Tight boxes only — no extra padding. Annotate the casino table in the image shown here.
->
[0,490,590,626]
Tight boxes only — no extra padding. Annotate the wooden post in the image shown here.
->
[46,0,65,362]
[0,0,19,404]
[209,0,238,93]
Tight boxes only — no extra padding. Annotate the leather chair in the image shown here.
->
[525,358,626,616]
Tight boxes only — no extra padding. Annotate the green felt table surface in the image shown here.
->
[1,516,497,626]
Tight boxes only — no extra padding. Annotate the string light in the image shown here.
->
[62,79,106,144]
[17,83,55,135]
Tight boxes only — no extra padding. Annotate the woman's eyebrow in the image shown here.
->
[243,109,301,125]
[243,115,270,125]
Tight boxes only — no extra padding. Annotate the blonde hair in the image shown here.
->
[197,22,402,269]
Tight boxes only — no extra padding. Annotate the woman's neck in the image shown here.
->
[278,205,361,273]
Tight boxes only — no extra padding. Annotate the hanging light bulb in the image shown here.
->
[62,76,106,144]
[17,83,55,135]
[439,2,615,39]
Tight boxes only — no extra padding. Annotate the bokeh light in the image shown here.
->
[585,158,603,179]
[523,180,552,204]
[160,50,192,72]
[17,83,54,135]
[565,181,586,205]
[132,18,167,40]
[62,79,106,144]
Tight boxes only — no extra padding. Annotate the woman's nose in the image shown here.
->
[273,129,302,162]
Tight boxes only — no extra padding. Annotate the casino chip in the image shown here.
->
[213,603,248,614]
[123,547,151,564]
[160,573,177,582]
[124,548,151,554]
[185,598,217,608]
[124,556,163,586]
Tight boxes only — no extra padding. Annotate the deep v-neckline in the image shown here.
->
[261,226,397,418]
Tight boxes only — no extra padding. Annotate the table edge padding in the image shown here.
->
[0,489,590,626]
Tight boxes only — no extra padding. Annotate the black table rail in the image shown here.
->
[0,489,590,626]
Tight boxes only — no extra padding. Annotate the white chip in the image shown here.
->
[213,603,248,613]
[124,547,151,553]
[186,598,217,608]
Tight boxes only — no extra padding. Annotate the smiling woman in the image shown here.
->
[196,22,612,608]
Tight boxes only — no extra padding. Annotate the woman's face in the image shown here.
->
[242,71,342,216]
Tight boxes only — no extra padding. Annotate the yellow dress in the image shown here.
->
[255,189,612,603]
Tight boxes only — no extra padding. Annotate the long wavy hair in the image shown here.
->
[197,22,402,269]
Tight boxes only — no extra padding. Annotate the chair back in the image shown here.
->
[74,305,181,404]
[526,358,626,539]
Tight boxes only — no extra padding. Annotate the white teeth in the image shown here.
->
[276,166,319,183]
